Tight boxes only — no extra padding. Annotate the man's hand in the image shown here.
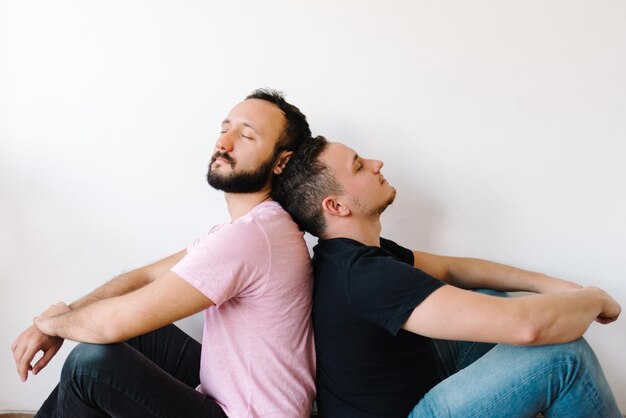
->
[10,250,186,382]
[590,287,621,324]
[537,281,621,324]
[11,302,70,382]
[39,301,71,318]
[34,302,70,337]
[11,324,64,382]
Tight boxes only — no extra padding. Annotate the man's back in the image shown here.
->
[173,201,316,417]
[312,237,444,418]
[272,135,622,418]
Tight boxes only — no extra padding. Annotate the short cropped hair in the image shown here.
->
[246,88,311,153]
[272,135,343,237]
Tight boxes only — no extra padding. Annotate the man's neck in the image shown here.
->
[224,189,272,221]
[322,216,383,247]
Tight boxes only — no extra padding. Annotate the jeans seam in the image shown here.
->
[173,338,191,377]
[456,342,476,371]
[579,371,609,418]
[466,359,577,418]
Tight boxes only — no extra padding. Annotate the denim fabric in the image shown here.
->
[410,291,621,418]
[35,324,227,418]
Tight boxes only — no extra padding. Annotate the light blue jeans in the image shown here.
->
[408,291,621,418]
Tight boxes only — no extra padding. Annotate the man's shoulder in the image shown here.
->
[313,239,406,287]
[239,201,308,261]
[315,238,407,266]
[314,238,427,297]
[244,201,300,231]
[189,202,304,260]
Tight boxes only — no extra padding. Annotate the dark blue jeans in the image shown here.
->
[35,324,227,418]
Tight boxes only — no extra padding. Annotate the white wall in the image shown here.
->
[2,0,625,412]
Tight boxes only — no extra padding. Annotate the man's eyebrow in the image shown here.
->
[352,153,360,170]
[221,119,259,134]
[243,123,260,134]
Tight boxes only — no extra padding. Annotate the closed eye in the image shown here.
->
[354,154,364,172]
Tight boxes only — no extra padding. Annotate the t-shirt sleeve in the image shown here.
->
[348,248,445,336]
[380,237,414,265]
[171,220,270,306]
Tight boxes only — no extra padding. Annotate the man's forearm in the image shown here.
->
[405,285,620,345]
[68,250,186,310]
[445,257,580,293]
[36,270,212,344]
[68,269,151,310]
[37,300,119,343]
[521,287,619,344]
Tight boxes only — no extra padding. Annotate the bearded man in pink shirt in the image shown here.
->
[11,89,316,418]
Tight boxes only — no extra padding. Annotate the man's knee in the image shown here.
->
[62,343,123,381]
[526,337,601,384]
[542,338,595,362]
[560,338,600,370]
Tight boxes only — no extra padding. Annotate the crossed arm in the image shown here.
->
[11,249,214,381]
[403,251,621,345]
[13,247,621,381]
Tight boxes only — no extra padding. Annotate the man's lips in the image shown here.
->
[213,157,231,165]
[211,152,235,167]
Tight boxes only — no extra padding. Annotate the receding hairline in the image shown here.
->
[317,140,351,171]
[244,97,287,117]
[223,98,287,140]
[245,98,289,143]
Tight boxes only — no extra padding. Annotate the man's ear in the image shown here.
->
[273,151,293,175]
[322,196,351,217]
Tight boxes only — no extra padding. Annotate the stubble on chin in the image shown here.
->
[351,186,398,217]
[374,187,397,215]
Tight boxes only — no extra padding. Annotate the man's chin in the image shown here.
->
[206,171,229,191]
[206,171,271,194]
[375,188,397,215]
[385,187,397,206]
[209,163,233,174]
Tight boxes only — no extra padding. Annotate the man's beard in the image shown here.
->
[373,188,397,215]
[351,187,397,216]
[206,151,277,193]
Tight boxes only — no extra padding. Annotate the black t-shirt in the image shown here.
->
[312,237,446,418]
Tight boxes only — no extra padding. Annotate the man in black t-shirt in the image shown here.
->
[272,135,622,418]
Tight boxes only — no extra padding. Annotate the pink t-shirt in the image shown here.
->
[171,201,316,418]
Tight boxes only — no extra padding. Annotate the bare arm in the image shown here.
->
[412,251,581,293]
[11,249,186,381]
[35,271,213,343]
[68,250,187,310]
[402,285,621,345]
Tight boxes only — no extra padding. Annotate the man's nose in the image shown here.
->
[216,132,235,152]
[371,159,384,173]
